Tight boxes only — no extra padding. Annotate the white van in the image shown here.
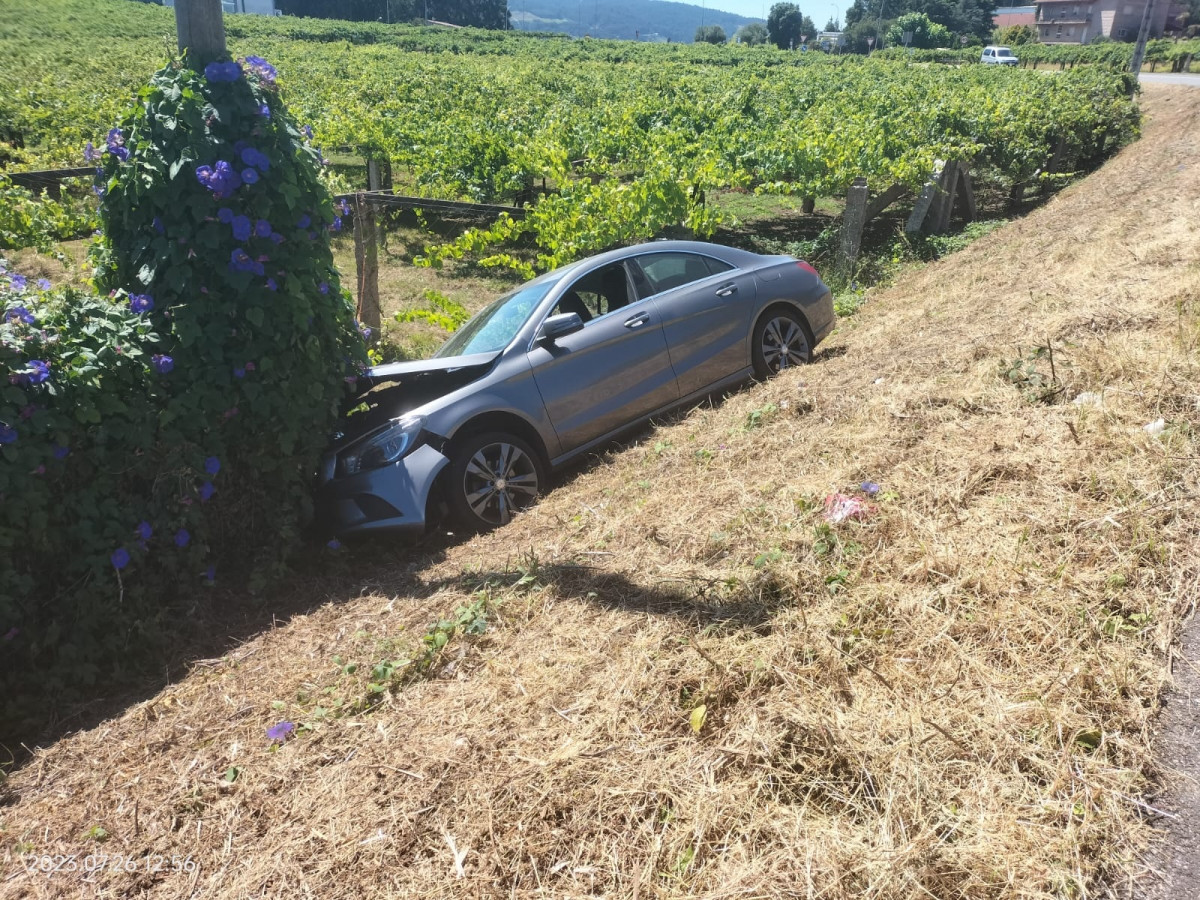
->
[981,46,1019,66]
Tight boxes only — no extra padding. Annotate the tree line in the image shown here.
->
[276,0,507,28]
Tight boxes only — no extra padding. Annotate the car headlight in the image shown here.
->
[339,415,425,476]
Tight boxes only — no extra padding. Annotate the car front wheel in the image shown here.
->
[752,307,814,378]
[446,431,546,532]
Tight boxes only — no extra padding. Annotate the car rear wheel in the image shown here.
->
[446,431,546,532]
[752,307,814,378]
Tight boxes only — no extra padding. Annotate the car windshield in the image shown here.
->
[434,272,560,358]
[997,49,1014,57]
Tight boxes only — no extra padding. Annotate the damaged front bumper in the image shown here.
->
[316,442,450,537]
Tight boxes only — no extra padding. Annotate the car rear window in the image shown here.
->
[634,252,732,294]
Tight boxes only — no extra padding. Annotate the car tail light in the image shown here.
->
[796,261,819,277]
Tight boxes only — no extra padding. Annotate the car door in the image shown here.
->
[631,250,758,397]
[527,261,679,452]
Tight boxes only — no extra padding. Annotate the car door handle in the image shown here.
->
[715,282,738,298]
[623,312,650,329]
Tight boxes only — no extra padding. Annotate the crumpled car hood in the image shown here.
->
[332,351,499,449]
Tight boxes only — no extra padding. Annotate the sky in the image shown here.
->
[703,0,855,26]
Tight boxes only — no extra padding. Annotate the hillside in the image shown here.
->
[510,0,760,42]
[0,84,1198,897]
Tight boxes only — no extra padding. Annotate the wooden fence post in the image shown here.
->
[839,177,869,274]
[173,0,227,64]
[367,158,384,192]
[353,193,381,341]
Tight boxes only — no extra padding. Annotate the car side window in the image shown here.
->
[548,262,633,324]
[632,252,732,298]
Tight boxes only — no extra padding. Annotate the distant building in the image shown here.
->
[993,6,1037,28]
[163,0,279,14]
[816,31,847,50]
[1033,0,1170,42]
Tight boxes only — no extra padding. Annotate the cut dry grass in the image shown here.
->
[1,85,1198,899]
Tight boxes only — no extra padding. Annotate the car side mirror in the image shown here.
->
[537,312,585,343]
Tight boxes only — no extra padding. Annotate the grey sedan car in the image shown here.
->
[318,240,833,536]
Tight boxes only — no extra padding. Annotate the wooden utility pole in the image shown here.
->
[353,193,382,340]
[173,0,227,64]
[1129,0,1162,81]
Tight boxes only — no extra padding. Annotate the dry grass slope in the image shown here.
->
[1,85,1198,899]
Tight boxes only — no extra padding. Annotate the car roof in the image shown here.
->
[582,240,763,271]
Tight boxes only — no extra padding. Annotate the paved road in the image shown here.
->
[1139,72,1200,87]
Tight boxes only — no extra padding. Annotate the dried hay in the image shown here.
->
[1,85,1198,899]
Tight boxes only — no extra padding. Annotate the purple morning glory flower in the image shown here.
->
[152,217,165,235]
[336,198,351,216]
[111,548,130,570]
[36,278,51,291]
[0,424,17,445]
[266,278,278,291]
[254,219,272,238]
[296,214,311,229]
[175,528,190,548]
[52,443,69,459]
[245,361,256,371]
[231,215,252,242]
[136,521,153,541]
[860,481,881,497]
[358,322,372,341]
[218,207,234,224]
[152,354,174,374]
[244,56,278,84]
[84,141,98,162]
[229,248,265,276]
[105,128,128,162]
[8,274,27,292]
[199,481,216,502]
[327,539,341,550]
[242,168,260,185]
[196,160,241,196]
[205,456,221,476]
[267,721,295,742]
[204,60,243,83]
[233,366,246,379]
[129,294,154,314]
[203,564,216,583]
[257,103,271,118]
[240,147,270,172]
[269,232,284,245]
[26,360,50,384]
[301,125,313,139]
[330,216,343,233]
[318,282,329,294]
[5,305,35,325]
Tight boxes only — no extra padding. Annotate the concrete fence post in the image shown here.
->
[839,177,869,274]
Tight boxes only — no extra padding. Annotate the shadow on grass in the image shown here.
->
[0,530,459,778]
[422,561,783,635]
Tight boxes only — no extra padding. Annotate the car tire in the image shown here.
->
[752,306,814,378]
[445,431,546,532]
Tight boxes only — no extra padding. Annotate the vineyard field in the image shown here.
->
[2,0,1142,271]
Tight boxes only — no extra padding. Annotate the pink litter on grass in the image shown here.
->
[823,493,872,524]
